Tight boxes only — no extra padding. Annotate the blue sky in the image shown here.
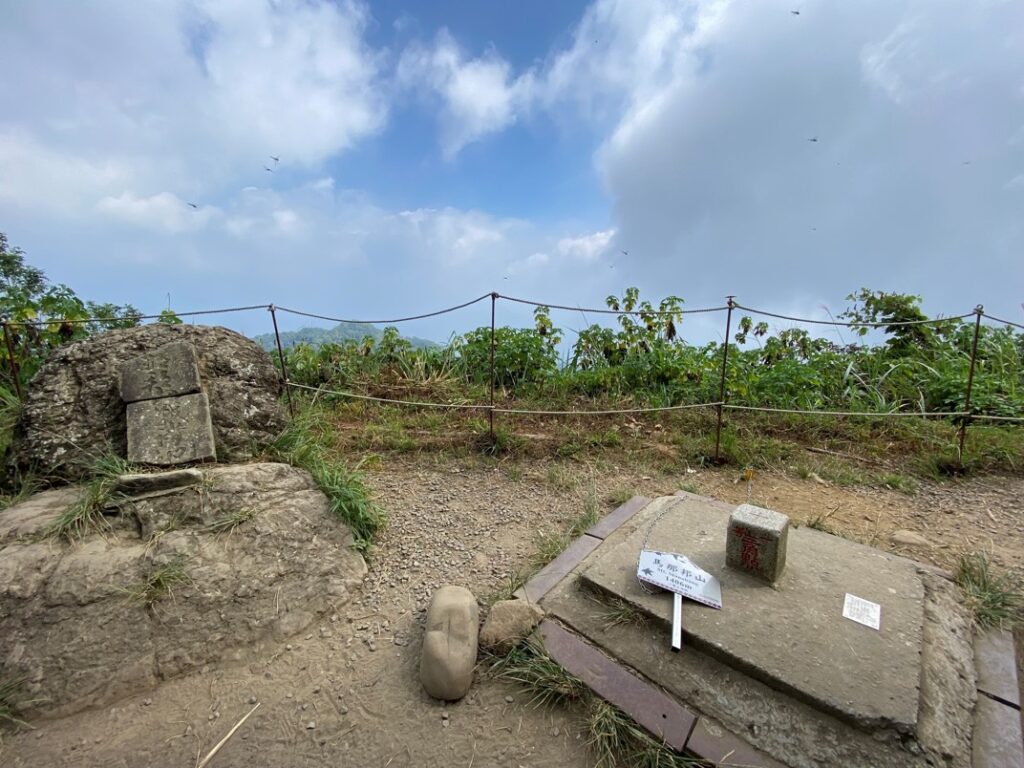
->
[1,0,1022,344]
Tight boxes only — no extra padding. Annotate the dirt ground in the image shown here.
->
[3,454,1022,767]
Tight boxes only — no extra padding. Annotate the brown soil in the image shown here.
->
[3,454,1022,767]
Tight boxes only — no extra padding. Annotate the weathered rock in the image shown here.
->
[420,586,479,701]
[126,393,217,465]
[480,599,544,654]
[112,469,203,498]
[891,529,932,548]
[6,324,286,481]
[0,462,366,719]
[0,487,80,545]
[119,342,201,403]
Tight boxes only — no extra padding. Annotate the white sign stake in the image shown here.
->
[671,592,683,652]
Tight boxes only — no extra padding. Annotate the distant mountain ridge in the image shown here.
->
[252,321,437,352]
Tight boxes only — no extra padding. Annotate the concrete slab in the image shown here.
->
[972,695,1024,768]
[580,494,925,732]
[974,629,1020,709]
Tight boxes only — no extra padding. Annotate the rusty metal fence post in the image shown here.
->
[489,292,497,440]
[268,304,295,418]
[2,322,23,400]
[713,296,736,463]
[957,305,984,465]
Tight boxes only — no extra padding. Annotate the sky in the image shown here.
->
[1,0,1022,344]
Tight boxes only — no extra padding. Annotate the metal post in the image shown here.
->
[714,297,736,463]
[2,322,23,400]
[269,305,295,418]
[489,292,497,440]
[957,305,983,465]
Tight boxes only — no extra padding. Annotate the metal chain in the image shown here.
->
[635,502,677,595]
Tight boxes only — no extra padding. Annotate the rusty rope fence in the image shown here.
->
[3,295,1023,468]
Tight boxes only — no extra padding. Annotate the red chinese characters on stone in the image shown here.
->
[733,525,761,570]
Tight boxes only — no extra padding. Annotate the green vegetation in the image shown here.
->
[955,552,1023,629]
[267,407,385,553]
[533,481,601,568]
[202,507,258,535]
[252,320,436,354]
[125,556,192,606]
[0,676,32,730]
[490,640,703,767]
[46,455,132,540]
[0,232,143,391]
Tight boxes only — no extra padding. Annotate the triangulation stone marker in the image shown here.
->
[580,494,924,733]
[726,503,789,583]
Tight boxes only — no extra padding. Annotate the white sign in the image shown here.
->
[842,593,881,630]
[637,550,723,609]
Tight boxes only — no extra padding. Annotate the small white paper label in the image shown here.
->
[843,593,881,630]
[637,550,723,609]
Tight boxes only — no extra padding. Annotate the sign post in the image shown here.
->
[637,550,722,651]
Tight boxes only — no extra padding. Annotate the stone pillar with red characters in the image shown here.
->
[726,504,790,583]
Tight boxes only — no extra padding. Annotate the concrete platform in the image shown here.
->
[581,494,925,732]
[521,493,988,768]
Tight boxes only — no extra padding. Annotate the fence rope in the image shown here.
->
[2,303,271,327]
[969,413,1024,423]
[499,294,729,316]
[286,381,493,410]
[722,404,968,418]
[492,401,724,416]
[733,304,974,328]
[982,313,1024,331]
[275,294,492,325]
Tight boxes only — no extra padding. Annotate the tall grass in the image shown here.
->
[46,454,132,540]
[955,552,1023,629]
[267,407,385,553]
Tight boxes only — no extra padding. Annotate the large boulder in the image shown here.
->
[7,324,286,480]
[0,462,366,719]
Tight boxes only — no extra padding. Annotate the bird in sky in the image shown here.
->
[807,136,819,142]
[263,166,274,172]
[791,9,800,15]
[187,202,198,209]
[270,155,280,163]
[621,250,629,256]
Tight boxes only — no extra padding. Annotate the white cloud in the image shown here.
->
[557,229,615,261]
[397,30,534,158]
[96,191,216,233]
[0,0,387,214]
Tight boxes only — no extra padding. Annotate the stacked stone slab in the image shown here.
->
[120,342,216,466]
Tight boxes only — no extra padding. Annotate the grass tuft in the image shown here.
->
[955,552,1023,630]
[533,484,602,569]
[46,454,132,541]
[491,639,704,767]
[489,638,587,709]
[268,407,385,554]
[0,676,33,730]
[202,507,257,535]
[125,556,192,606]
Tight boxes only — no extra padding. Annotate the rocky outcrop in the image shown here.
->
[6,324,286,480]
[0,463,366,719]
